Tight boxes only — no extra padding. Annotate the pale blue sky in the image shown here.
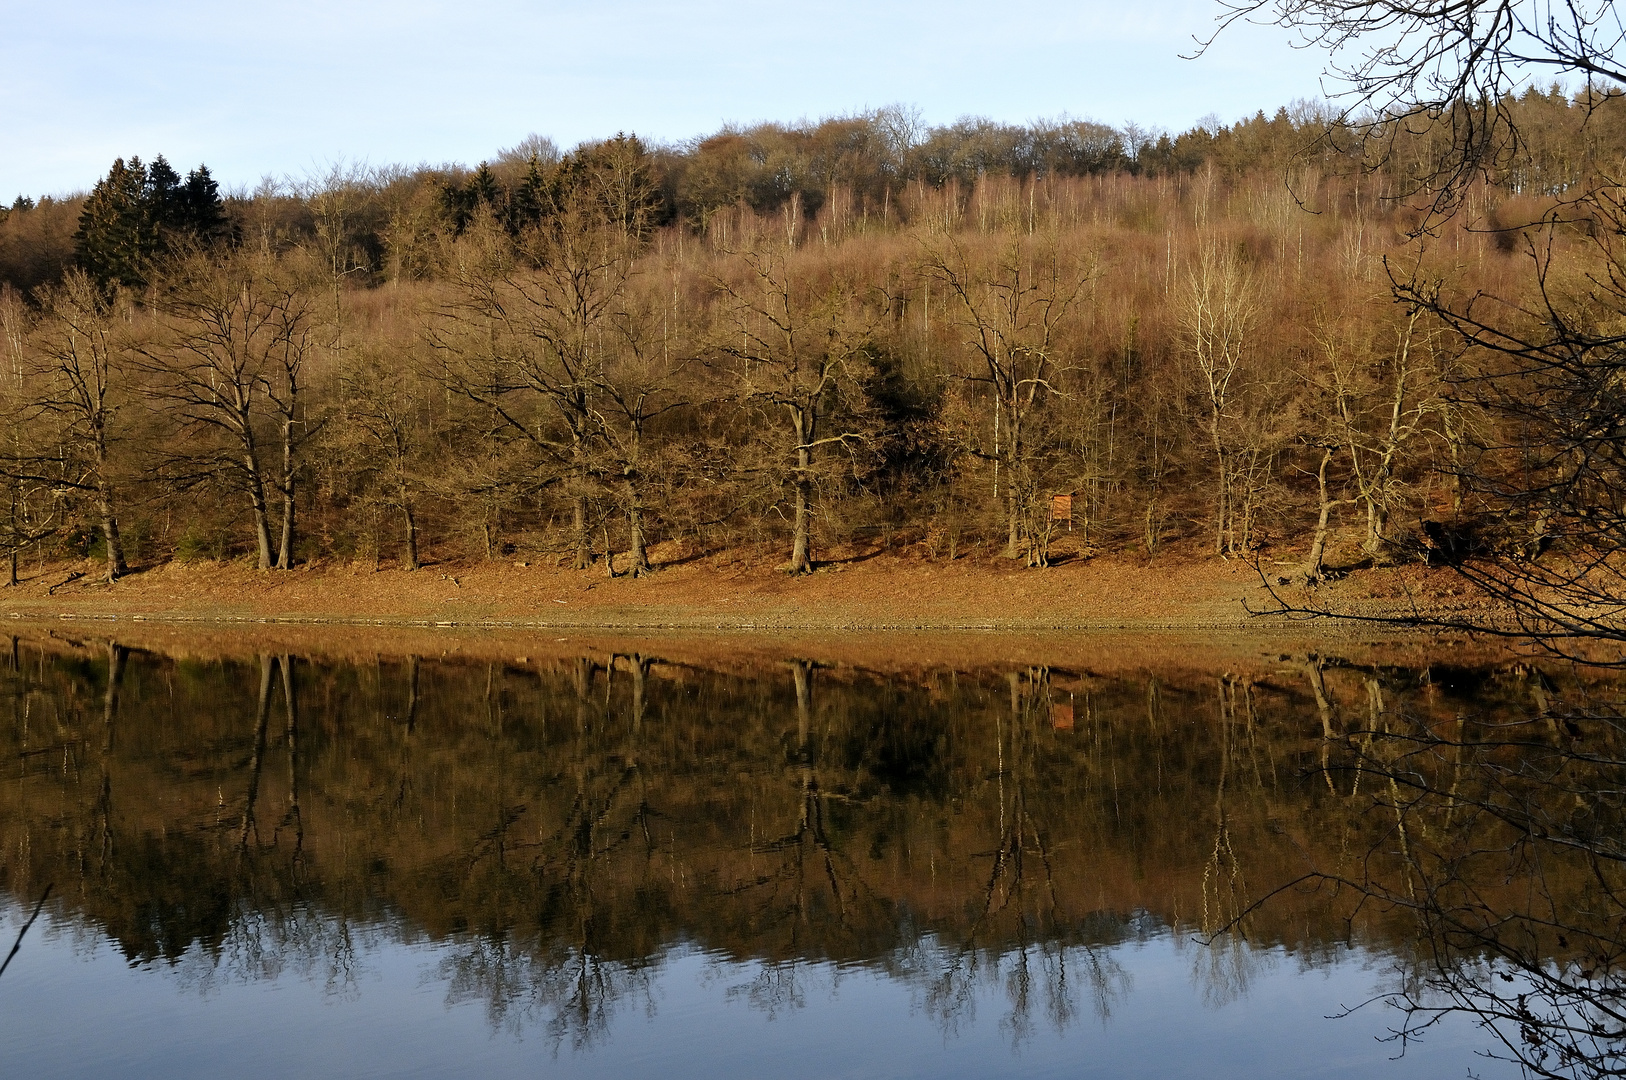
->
[2,0,1331,200]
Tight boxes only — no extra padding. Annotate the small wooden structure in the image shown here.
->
[1050,493,1074,530]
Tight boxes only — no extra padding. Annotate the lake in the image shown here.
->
[1,629,1619,1079]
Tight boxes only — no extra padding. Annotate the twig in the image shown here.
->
[0,883,53,978]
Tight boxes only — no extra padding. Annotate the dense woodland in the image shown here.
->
[1,89,1620,580]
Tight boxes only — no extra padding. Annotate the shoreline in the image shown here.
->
[0,609,1455,632]
[0,545,1510,637]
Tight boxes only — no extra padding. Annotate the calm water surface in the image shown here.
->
[0,634,1608,1078]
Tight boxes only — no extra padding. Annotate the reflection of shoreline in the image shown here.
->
[0,640,1571,957]
[0,636,1606,1075]
[0,618,1538,679]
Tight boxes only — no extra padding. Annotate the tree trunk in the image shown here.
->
[1005,488,1022,558]
[626,484,650,577]
[1363,499,1389,560]
[790,470,813,574]
[93,444,127,580]
[1001,401,1023,559]
[277,484,294,569]
[572,491,591,570]
[1303,447,1336,583]
[789,409,813,574]
[400,501,419,571]
[1443,406,1465,518]
[99,506,127,581]
[792,660,812,749]
[574,657,593,735]
[569,419,593,569]
[276,421,295,570]
[246,457,275,571]
[1029,515,1052,568]
[1305,662,1337,738]
[102,643,127,731]
[404,654,420,734]
[1232,447,1271,556]
[1208,409,1228,555]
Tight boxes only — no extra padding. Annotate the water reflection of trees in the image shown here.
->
[891,667,1134,1043]
[1213,658,1626,1080]
[437,937,657,1050]
[2,635,1611,1057]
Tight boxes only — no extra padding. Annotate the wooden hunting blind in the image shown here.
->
[1051,493,1073,528]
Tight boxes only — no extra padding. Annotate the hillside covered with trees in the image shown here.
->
[0,90,1618,582]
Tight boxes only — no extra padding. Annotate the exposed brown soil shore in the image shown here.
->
[0,540,1508,637]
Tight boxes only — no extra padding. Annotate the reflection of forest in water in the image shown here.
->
[0,635,1619,1065]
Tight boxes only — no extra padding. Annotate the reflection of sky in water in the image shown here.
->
[0,903,1518,1080]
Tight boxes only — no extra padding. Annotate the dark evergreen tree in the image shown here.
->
[74,157,154,289]
[437,141,669,242]
[145,155,183,229]
[439,163,497,236]
[503,157,550,234]
[179,166,234,246]
[74,155,233,288]
[468,162,499,209]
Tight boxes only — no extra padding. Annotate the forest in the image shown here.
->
[0,89,1619,581]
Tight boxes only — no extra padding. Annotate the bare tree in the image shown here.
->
[586,296,695,576]
[140,249,319,570]
[1181,240,1264,556]
[1202,0,1626,214]
[1304,304,1445,567]
[1213,0,1626,637]
[24,272,133,580]
[433,197,634,569]
[0,290,61,585]
[1394,238,1626,646]
[337,346,433,570]
[920,232,1087,561]
[713,243,876,574]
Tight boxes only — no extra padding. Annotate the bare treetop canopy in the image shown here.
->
[1207,0,1626,108]
[1204,0,1626,211]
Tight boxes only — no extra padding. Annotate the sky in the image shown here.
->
[1,0,1333,201]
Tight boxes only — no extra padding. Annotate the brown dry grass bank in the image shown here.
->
[0,538,1521,651]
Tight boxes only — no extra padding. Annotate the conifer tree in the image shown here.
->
[74,157,153,288]
[180,166,233,246]
[145,156,183,227]
[74,155,232,288]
